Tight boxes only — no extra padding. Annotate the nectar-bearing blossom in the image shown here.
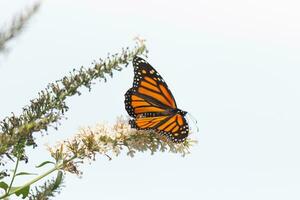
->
[48,117,196,175]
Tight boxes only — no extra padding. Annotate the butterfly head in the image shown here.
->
[176,109,187,116]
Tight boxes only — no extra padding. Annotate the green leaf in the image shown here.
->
[52,171,63,191]
[35,161,55,168]
[15,172,37,177]
[0,181,8,192]
[15,185,30,199]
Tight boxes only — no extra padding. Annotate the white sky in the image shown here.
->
[0,0,300,199]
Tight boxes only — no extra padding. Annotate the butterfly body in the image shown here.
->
[124,56,189,143]
[173,109,188,116]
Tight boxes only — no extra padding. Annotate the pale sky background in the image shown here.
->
[0,0,300,199]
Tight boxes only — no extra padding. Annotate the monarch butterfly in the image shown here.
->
[124,56,189,143]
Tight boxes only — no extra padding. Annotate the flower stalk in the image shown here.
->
[0,3,40,53]
[0,155,75,199]
[48,117,196,175]
[0,117,196,199]
[0,38,148,165]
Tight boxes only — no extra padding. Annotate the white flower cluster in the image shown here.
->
[48,117,196,175]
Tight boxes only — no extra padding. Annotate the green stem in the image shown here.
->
[6,154,20,195]
[0,155,76,199]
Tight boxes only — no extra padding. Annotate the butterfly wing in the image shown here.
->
[124,56,189,143]
[131,56,177,110]
[125,88,167,118]
[129,115,169,129]
[156,114,188,143]
[131,114,189,143]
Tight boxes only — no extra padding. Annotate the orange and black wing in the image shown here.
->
[124,56,189,143]
[131,114,189,143]
[156,114,189,143]
[124,56,177,117]
[125,88,167,118]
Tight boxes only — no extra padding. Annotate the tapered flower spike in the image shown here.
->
[0,3,40,53]
[0,38,147,166]
[48,117,197,175]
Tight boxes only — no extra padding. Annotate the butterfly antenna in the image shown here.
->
[187,113,199,132]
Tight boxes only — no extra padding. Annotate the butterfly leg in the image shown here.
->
[129,119,137,128]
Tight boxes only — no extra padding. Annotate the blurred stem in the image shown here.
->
[0,3,40,53]
[0,155,76,199]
